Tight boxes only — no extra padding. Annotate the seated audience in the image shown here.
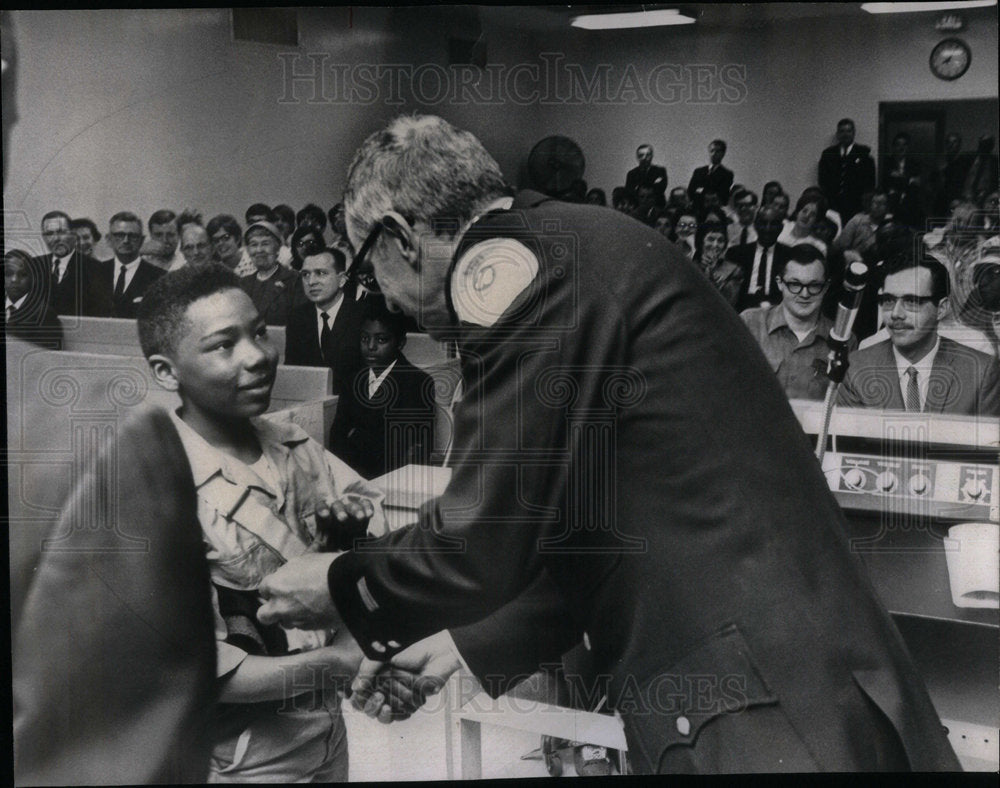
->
[834,191,889,256]
[238,221,299,326]
[635,184,661,226]
[728,188,759,247]
[246,203,292,267]
[69,217,101,259]
[615,190,638,219]
[963,134,998,205]
[653,211,674,240]
[741,244,851,401]
[693,219,743,308]
[688,139,734,213]
[34,210,98,317]
[672,211,698,259]
[667,186,692,213]
[143,209,185,272]
[289,224,326,271]
[853,219,914,341]
[779,194,828,254]
[934,132,973,216]
[727,204,790,310]
[327,203,348,244]
[296,203,329,237]
[175,209,204,236]
[329,299,436,479]
[625,144,667,207]
[207,214,254,277]
[585,188,606,206]
[838,255,999,415]
[136,264,385,782]
[91,211,165,319]
[771,191,791,220]
[179,223,213,269]
[273,204,296,245]
[761,180,783,207]
[4,249,62,345]
[285,248,364,393]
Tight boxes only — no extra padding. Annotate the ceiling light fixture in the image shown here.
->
[571,9,696,30]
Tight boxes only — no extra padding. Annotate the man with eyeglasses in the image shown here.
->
[91,211,164,319]
[741,244,853,401]
[839,255,999,415]
[256,115,960,774]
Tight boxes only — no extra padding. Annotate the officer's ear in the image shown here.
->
[381,212,419,270]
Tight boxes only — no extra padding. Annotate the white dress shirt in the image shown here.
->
[113,257,141,293]
[368,359,398,398]
[52,253,74,283]
[891,338,940,411]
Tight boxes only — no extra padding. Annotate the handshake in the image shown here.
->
[347,630,464,723]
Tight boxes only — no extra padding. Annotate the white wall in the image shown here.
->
[4,6,997,246]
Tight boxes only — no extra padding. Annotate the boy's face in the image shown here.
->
[360,318,403,372]
[153,288,278,426]
[5,256,32,303]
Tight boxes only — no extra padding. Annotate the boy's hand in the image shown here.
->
[315,496,375,552]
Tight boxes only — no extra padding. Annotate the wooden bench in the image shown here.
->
[58,316,451,370]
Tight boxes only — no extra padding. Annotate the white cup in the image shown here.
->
[943,522,1000,609]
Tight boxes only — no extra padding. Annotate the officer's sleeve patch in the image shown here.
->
[450,238,539,327]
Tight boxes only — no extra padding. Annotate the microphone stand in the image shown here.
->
[815,260,869,464]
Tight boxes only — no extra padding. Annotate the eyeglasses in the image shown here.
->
[877,293,937,311]
[344,213,416,296]
[779,278,826,296]
[110,232,142,242]
[676,221,697,230]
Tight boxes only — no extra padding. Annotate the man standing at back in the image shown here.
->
[688,139,734,213]
[257,115,958,774]
[819,118,876,223]
[625,144,667,207]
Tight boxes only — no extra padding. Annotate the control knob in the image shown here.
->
[908,474,930,496]
[962,478,987,500]
[843,467,866,490]
[875,471,898,493]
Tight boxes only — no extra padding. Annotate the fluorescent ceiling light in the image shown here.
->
[571,9,696,29]
[862,1,995,13]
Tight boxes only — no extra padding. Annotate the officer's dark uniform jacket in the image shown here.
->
[330,191,958,772]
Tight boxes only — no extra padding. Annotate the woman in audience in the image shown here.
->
[206,214,254,276]
[289,225,326,271]
[586,188,607,206]
[761,181,783,207]
[70,218,101,259]
[771,192,790,220]
[779,195,828,254]
[693,219,743,308]
[238,221,301,325]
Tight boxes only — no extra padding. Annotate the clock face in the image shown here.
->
[930,38,971,80]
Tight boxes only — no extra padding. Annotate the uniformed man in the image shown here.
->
[257,115,959,773]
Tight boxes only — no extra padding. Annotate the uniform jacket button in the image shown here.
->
[676,716,691,736]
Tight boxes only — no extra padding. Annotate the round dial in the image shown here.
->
[930,38,971,81]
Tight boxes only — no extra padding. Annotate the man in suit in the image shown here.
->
[818,118,876,223]
[839,255,1000,416]
[625,144,667,207]
[285,248,363,393]
[687,139,734,213]
[91,212,164,319]
[33,210,100,317]
[726,204,790,310]
[257,115,959,773]
[329,299,435,479]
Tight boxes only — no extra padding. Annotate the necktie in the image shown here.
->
[740,226,749,247]
[6,304,16,322]
[114,266,127,300]
[905,367,920,412]
[756,247,769,291]
[320,311,332,359]
[51,257,60,280]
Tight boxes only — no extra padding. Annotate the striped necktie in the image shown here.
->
[905,367,920,412]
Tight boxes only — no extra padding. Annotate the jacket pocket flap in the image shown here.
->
[626,624,778,766]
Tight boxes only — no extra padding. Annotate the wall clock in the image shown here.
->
[930,38,971,81]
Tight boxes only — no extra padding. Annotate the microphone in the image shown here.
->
[821,260,868,385]
[830,260,869,344]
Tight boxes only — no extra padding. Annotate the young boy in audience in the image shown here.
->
[137,264,386,782]
[329,299,436,480]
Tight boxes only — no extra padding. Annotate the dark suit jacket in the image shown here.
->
[12,407,216,784]
[818,143,876,222]
[3,297,63,347]
[725,241,791,310]
[284,296,364,394]
[238,266,303,327]
[91,258,165,319]
[838,337,1000,416]
[687,164,734,206]
[625,164,668,205]
[329,192,958,773]
[329,355,436,479]
[33,250,102,317]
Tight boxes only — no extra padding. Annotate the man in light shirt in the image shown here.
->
[839,255,999,415]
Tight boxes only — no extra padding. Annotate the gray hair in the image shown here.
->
[343,114,512,243]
